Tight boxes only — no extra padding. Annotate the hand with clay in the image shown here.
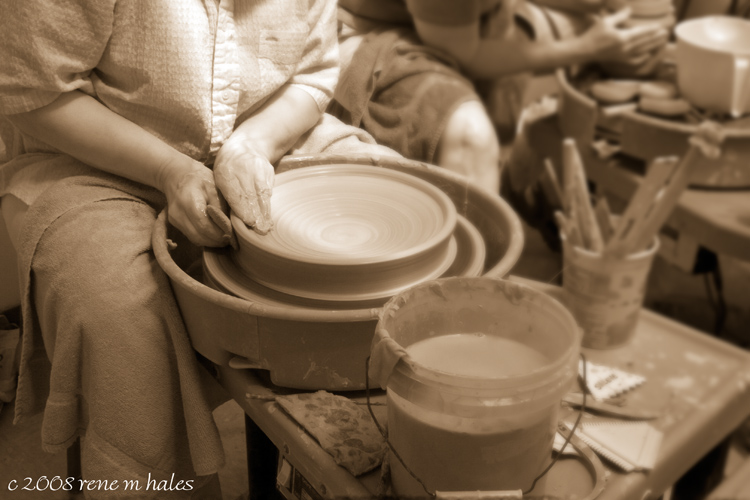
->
[207,84,325,238]
[158,157,230,247]
[213,139,275,235]
[583,8,669,66]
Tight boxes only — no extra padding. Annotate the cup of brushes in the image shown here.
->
[547,123,724,349]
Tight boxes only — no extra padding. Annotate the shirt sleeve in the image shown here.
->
[288,0,340,112]
[406,0,483,27]
[0,0,115,115]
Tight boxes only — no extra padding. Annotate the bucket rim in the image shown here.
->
[376,276,582,390]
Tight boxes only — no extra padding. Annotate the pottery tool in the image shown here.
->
[554,210,582,248]
[578,360,646,401]
[564,418,663,472]
[562,138,605,252]
[540,158,565,211]
[593,196,615,243]
[605,121,725,257]
[206,205,239,250]
[276,390,386,476]
[563,393,659,420]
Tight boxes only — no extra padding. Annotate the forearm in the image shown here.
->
[229,84,322,164]
[531,0,604,14]
[5,91,199,192]
[464,36,592,78]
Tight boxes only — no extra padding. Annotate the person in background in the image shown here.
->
[0,0,394,497]
[330,0,669,194]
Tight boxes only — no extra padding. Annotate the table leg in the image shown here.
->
[671,438,731,500]
[245,413,282,500]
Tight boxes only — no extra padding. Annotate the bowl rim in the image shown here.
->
[675,16,750,56]
[231,164,458,266]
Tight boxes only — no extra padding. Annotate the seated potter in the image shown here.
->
[331,0,669,193]
[0,0,395,497]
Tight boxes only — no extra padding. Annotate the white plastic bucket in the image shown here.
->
[369,277,581,496]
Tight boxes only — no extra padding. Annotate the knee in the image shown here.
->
[436,100,501,192]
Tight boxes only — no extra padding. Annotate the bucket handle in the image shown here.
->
[364,354,592,499]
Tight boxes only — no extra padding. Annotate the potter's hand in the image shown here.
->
[584,8,669,66]
[213,138,275,235]
[160,159,230,247]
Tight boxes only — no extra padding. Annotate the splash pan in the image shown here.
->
[153,154,524,390]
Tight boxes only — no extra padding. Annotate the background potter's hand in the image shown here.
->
[160,159,229,247]
[213,138,275,235]
[583,8,669,65]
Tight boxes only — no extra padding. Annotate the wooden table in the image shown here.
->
[216,278,750,500]
[512,112,750,267]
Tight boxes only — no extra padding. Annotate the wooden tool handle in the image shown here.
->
[605,122,725,257]
[563,139,604,252]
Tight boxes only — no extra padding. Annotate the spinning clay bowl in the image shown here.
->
[153,153,524,391]
[203,213,483,310]
[230,165,457,302]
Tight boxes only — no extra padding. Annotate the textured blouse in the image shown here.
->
[0,0,339,205]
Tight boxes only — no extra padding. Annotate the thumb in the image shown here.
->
[253,165,275,235]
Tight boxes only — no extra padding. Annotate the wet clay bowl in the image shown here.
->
[231,164,457,302]
[205,214,483,311]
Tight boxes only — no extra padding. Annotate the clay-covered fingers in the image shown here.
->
[165,167,230,247]
[213,145,275,235]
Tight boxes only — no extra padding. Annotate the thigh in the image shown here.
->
[32,197,189,464]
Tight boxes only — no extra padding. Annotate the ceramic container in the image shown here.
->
[675,16,750,117]
[231,164,457,302]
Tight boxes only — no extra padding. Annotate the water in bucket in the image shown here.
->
[370,277,580,497]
